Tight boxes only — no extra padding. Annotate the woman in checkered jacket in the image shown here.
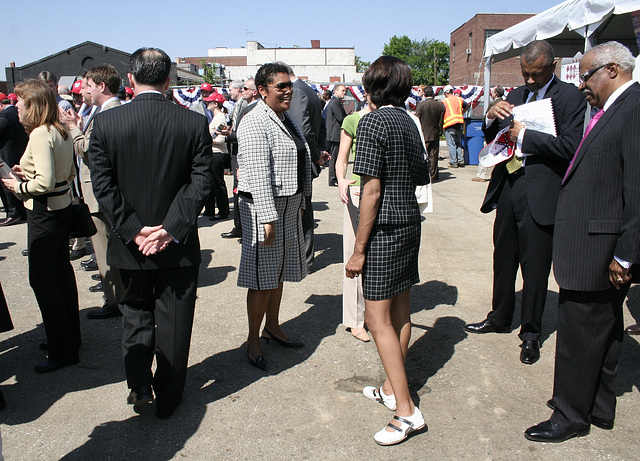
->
[236,63,312,372]
[345,56,429,445]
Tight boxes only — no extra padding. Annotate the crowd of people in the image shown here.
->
[1,39,639,450]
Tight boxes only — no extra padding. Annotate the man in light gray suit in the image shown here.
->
[525,41,640,443]
[62,65,124,319]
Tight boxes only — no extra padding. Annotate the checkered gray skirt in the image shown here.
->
[362,223,421,301]
[237,193,307,290]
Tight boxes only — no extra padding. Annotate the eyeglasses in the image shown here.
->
[579,63,609,83]
[267,81,293,91]
[243,86,255,91]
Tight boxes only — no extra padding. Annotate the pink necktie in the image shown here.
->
[563,109,604,183]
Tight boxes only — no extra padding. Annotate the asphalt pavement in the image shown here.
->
[0,153,639,460]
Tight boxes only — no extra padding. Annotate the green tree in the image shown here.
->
[354,56,371,73]
[200,59,219,84]
[382,35,449,85]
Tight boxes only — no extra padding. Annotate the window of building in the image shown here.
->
[485,29,502,45]
[452,43,455,62]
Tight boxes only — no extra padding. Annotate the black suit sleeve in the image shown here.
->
[162,119,214,241]
[289,90,319,163]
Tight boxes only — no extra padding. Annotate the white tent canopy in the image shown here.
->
[483,0,640,107]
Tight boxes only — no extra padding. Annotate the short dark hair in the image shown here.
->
[86,65,121,94]
[254,63,290,89]
[362,56,412,107]
[494,86,504,98]
[521,40,555,67]
[129,47,171,86]
[423,86,434,97]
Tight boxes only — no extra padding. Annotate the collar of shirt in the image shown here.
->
[602,79,635,112]
[137,90,163,96]
[527,74,554,102]
[100,97,119,111]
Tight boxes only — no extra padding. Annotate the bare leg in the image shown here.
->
[366,289,414,425]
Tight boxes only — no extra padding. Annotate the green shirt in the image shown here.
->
[341,112,361,186]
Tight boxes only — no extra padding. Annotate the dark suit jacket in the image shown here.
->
[288,79,325,176]
[481,77,587,226]
[325,96,346,143]
[415,98,445,141]
[0,105,28,166]
[553,82,640,291]
[89,92,214,270]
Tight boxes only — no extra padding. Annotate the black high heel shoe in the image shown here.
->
[262,328,304,348]
[246,344,267,370]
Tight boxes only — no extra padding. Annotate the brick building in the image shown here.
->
[449,13,534,88]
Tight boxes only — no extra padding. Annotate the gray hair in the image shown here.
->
[229,80,244,90]
[521,40,555,67]
[588,41,636,72]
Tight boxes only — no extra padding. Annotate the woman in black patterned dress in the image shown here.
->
[345,56,429,446]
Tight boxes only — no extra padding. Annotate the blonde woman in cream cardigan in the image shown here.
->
[1,79,80,374]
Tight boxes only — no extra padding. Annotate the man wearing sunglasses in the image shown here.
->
[525,41,640,443]
[465,40,586,366]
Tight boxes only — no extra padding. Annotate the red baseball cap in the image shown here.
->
[7,93,17,102]
[0,93,7,101]
[200,83,214,93]
[125,87,134,96]
[71,81,83,95]
[203,92,225,104]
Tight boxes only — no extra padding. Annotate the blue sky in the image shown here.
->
[2,0,565,72]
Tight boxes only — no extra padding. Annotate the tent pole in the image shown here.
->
[483,56,492,114]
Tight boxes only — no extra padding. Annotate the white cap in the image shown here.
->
[443,85,454,93]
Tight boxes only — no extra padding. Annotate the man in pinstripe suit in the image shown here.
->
[90,48,214,418]
[526,41,640,443]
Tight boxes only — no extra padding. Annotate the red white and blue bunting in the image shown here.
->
[173,84,515,110]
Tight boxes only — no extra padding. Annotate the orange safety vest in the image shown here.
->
[442,96,465,129]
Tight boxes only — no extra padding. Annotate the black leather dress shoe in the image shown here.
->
[464,318,510,334]
[221,229,242,239]
[209,213,229,221]
[625,323,640,335]
[84,260,99,271]
[21,249,29,256]
[128,386,154,414]
[87,303,122,319]
[80,255,96,267]
[525,419,589,443]
[520,340,541,364]
[89,282,103,292]
[546,400,613,430]
[34,356,80,373]
[0,216,25,226]
[156,395,183,419]
[91,273,102,281]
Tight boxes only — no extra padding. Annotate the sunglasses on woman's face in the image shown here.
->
[268,81,293,91]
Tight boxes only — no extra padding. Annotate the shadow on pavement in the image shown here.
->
[59,293,341,460]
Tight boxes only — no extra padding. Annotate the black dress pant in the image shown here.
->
[487,173,553,341]
[328,141,340,185]
[27,206,80,361]
[425,139,439,182]
[204,153,230,217]
[230,153,241,232]
[120,265,198,407]
[550,286,627,429]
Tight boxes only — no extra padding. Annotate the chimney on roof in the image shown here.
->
[311,40,320,49]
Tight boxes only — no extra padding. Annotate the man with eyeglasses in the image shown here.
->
[222,79,261,240]
[525,41,640,443]
[465,40,586,366]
